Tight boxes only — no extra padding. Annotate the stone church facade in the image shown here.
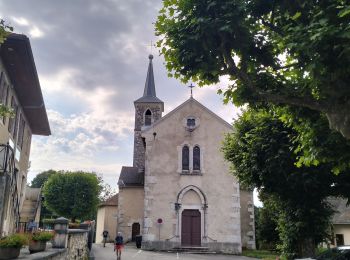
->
[117,55,255,253]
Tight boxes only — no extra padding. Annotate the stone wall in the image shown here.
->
[133,103,163,170]
[19,229,89,260]
[118,187,144,241]
[66,230,89,260]
[240,189,256,249]
[141,99,245,254]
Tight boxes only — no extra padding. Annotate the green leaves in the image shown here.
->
[43,171,100,222]
[0,19,13,44]
[156,0,350,140]
[223,107,350,257]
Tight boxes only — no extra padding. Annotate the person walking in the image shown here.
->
[114,232,124,260]
[102,230,109,247]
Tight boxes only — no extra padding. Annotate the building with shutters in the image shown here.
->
[0,33,50,236]
[115,54,255,253]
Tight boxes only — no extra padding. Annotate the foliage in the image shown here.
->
[43,171,101,223]
[0,19,14,118]
[31,170,61,188]
[98,181,117,202]
[0,234,28,248]
[242,249,283,260]
[255,203,280,250]
[222,108,350,258]
[155,0,350,140]
[31,231,54,242]
[31,170,61,224]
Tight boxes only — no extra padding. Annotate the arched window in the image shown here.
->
[145,109,152,126]
[182,145,189,171]
[193,146,200,171]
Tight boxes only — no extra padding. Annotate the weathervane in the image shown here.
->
[188,83,195,98]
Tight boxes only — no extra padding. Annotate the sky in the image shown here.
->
[0,0,261,206]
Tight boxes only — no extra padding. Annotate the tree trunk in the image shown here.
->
[326,108,350,140]
[298,238,315,258]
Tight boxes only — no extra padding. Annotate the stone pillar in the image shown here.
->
[52,217,69,248]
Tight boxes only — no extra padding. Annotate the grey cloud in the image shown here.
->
[1,0,192,113]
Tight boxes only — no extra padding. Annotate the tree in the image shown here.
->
[155,1,350,139]
[0,19,14,117]
[255,202,280,250]
[30,170,60,188]
[31,170,61,222]
[0,19,12,44]
[222,108,350,258]
[42,171,101,223]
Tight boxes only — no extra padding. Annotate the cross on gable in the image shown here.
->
[188,83,195,98]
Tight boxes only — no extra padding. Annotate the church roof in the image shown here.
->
[329,197,350,224]
[142,97,232,133]
[134,55,164,105]
[118,166,144,187]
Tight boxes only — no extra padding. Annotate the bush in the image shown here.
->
[31,231,54,242]
[0,234,28,248]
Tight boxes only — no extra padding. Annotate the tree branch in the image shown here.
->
[220,45,325,112]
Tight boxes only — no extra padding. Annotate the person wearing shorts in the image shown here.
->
[115,232,123,259]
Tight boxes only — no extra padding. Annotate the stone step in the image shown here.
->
[168,247,216,254]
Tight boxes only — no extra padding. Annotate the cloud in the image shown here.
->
[1,0,243,193]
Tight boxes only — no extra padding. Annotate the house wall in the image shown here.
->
[118,187,144,241]
[96,207,106,243]
[142,99,253,253]
[0,59,33,236]
[333,224,350,246]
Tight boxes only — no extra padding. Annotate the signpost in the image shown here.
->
[157,218,163,240]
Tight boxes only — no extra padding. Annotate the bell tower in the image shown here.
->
[133,55,164,171]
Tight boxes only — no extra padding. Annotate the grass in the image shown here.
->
[242,249,283,260]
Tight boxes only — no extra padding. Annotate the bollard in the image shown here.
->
[52,217,69,248]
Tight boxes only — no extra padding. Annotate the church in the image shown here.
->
[116,54,255,253]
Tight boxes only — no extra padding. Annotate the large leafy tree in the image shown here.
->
[222,108,350,258]
[155,0,350,139]
[31,170,60,188]
[42,171,101,223]
[31,170,61,222]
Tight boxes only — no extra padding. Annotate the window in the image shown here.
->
[18,114,25,149]
[193,146,200,170]
[145,109,152,126]
[8,96,18,137]
[187,118,195,127]
[182,145,189,171]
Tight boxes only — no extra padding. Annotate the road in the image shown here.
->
[92,243,258,260]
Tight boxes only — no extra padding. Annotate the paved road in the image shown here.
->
[92,243,258,260]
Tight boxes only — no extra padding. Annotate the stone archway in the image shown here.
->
[175,185,207,246]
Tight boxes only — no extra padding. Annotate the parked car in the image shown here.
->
[296,246,350,260]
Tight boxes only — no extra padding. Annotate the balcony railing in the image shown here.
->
[0,143,20,232]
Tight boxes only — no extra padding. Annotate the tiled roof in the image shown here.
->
[99,194,118,207]
[118,166,144,187]
[329,197,350,224]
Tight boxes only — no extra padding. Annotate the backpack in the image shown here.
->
[115,236,123,245]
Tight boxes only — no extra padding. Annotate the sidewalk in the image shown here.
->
[92,243,258,260]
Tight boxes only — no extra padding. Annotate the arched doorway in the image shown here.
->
[131,223,140,241]
[181,209,201,246]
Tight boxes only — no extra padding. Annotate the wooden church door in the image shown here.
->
[181,209,201,246]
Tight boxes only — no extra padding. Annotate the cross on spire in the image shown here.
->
[188,83,195,98]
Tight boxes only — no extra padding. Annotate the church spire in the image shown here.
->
[143,54,156,97]
[134,55,163,106]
